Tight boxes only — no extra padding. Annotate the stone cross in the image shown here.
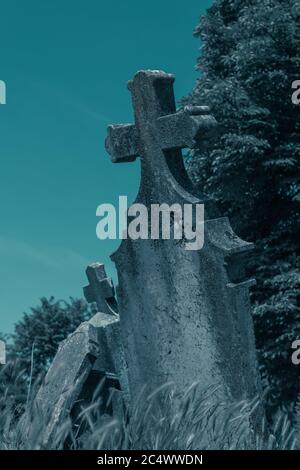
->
[83,262,129,403]
[105,70,218,213]
[84,263,118,316]
[105,70,264,440]
[21,312,129,448]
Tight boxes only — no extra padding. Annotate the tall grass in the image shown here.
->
[0,363,297,450]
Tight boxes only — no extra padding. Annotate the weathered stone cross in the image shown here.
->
[83,263,118,316]
[104,71,264,443]
[105,70,218,207]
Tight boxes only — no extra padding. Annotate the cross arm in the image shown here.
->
[83,263,118,316]
[105,124,139,163]
[157,106,218,150]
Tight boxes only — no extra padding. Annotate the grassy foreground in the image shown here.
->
[0,362,298,450]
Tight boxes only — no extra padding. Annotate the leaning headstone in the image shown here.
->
[84,262,119,316]
[105,70,264,436]
[21,264,128,448]
[20,320,100,448]
[86,311,129,406]
[83,263,129,402]
[69,312,128,442]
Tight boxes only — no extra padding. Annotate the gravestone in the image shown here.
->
[23,320,101,448]
[105,70,264,434]
[83,263,129,402]
[84,262,119,316]
[21,264,128,449]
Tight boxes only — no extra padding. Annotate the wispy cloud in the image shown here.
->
[0,235,90,271]
[31,79,112,123]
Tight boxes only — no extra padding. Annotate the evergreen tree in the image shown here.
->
[184,0,300,413]
[9,297,94,383]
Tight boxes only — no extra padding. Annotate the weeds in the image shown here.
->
[0,363,298,450]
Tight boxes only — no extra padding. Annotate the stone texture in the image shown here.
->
[84,263,119,316]
[0,340,5,365]
[22,311,128,448]
[89,312,129,404]
[84,263,129,403]
[105,70,264,437]
[23,321,99,448]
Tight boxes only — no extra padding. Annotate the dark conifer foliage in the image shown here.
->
[184,0,300,412]
[8,297,94,383]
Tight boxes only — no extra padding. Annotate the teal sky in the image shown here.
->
[0,0,212,333]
